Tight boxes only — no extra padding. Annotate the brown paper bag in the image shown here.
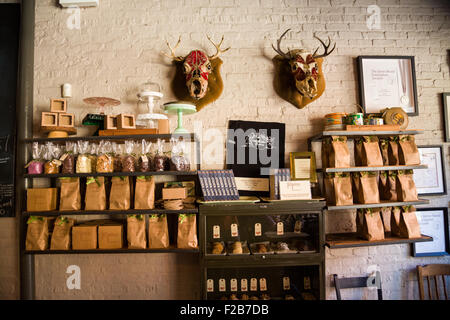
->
[380,207,392,233]
[396,170,418,202]
[127,215,146,249]
[359,208,385,241]
[148,214,169,249]
[385,171,398,201]
[398,135,420,165]
[59,178,81,211]
[390,206,402,236]
[379,138,389,165]
[85,176,106,210]
[50,216,75,250]
[356,209,364,236]
[334,173,353,206]
[388,138,400,165]
[134,176,155,209]
[324,174,336,205]
[355,136,383,166]
[379,171,389,200]
[26,216,50,251]
[109,176,130,210]
[328,136,350,168]
[353,172,380,204]
[177,214,198,249]
[321,138,331,169]
[399,206,421,238]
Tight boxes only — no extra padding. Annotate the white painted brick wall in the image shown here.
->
[2,0,450,300]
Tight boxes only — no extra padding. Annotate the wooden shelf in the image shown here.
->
[22,133,199,143]
[325,232,433,249]
[23,208,198,216]
[25,246,200,255]
[24,171,197,178]
[308,130,422,142]
[321,165,427,173]
[326,199,429,211]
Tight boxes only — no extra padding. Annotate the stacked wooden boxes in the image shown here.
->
[41,98,75,128]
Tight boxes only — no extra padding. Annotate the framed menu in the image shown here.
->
[357,56,418,116]
[413,146,447,196]
[413,208,449,257]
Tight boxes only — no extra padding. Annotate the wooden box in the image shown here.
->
[116,114,136,129]
[27,188,58,212]
[162,187,187,200]
[58,113,74,127]
[41,112,58,127]
[158,119,170,134]
[50,98,67,113]
[98,224,123,249]
[104,115,118,130]
[72,225,98,250]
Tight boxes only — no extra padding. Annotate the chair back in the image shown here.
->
[333,272,383,300]
[417,264,450,300]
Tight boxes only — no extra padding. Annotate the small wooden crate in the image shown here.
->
[158,119,169,134]
[116,114,136,129]
[104,115,118,130]
[58,113,74,127]
[41,112,58,127]
[50,98,67,113]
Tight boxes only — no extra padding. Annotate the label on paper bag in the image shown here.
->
[250,278,258,291]
[255,223,262,237]
[277,222,284,235]
[231,223,238,237]
[213,225,220,239]
[207,279,214,292]
[241,279,248,292]
[283,277,290,290]
[219,279,226,292]
[230,279,238,292]
[304,276,311,290]
[259,278,267,291]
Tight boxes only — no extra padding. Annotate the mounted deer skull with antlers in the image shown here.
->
[162,36,230,110]
[272,29,336,109]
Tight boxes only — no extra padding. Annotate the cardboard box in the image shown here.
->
[41,112,58,127]
[98,223,123,249]
[58,113,74,127]
[116,114,136,129]
[50,98,67,113]
[27,188,58,212]
[158,119,170,134]
[72,224,98,250]
[104,115,118,130]
[162,187,187,200]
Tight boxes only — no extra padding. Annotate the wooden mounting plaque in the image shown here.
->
[98,129,158,136]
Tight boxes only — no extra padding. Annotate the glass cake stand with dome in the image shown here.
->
[136,81,167,129]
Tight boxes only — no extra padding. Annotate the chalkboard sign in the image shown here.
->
[0,4,20,217]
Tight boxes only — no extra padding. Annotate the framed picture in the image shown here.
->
[413,145,447,196]
[413,208,449,257]
[289,152,317,183]
[357,56,418,116]
[443,93,450,142]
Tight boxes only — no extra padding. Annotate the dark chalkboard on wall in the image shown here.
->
[0,4,20,217]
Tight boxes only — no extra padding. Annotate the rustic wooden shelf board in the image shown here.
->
[24,171,197,178]
[322,165,428,173]
[25,246,200,255]
[326,199,429,211]
[308,130,423,142]
[23,133,199,143]
[325,233,433,249]
[23,208,198,216]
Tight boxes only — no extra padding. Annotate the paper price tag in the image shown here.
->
[241,279,248,292]
[283,277,290,290]
[250,278,258,291]
[219,279,226,292]
[304,276,311,290]
[254,223,262,237]
[141,155,148,163]
[259,278,267,291]
[231,223,239,237]
[59,153,68,161]
[207,279,214,292]
[294,220,302,234]
[213,225,220,239]
[230,279,238,292]
[277,222,284,235]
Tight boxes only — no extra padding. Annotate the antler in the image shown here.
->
[161,36,184,62]
[312,35,336,59]
[207,35,230,60]
[272,29,292,60]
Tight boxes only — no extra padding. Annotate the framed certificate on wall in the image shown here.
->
[413,208,449,257]
[413,145,447,196]
[357,56,419,116]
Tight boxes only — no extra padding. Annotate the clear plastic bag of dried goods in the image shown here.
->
[26,142,45,174]
[121,140,136,173]
[61,141,76,174]
[44,142,63,174]
[169,137,190,172]
[154,139,166,172]
[96,140,114,173]
[75,140,91,173]
[112,142,123,172]
[88,142,99,173]
[137,139,152,172]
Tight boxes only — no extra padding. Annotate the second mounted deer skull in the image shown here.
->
[162,36,230,111]
[272,29,336,109]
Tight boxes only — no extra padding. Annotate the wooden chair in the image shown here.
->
[417,264,450,300]
[333,272,383,300]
